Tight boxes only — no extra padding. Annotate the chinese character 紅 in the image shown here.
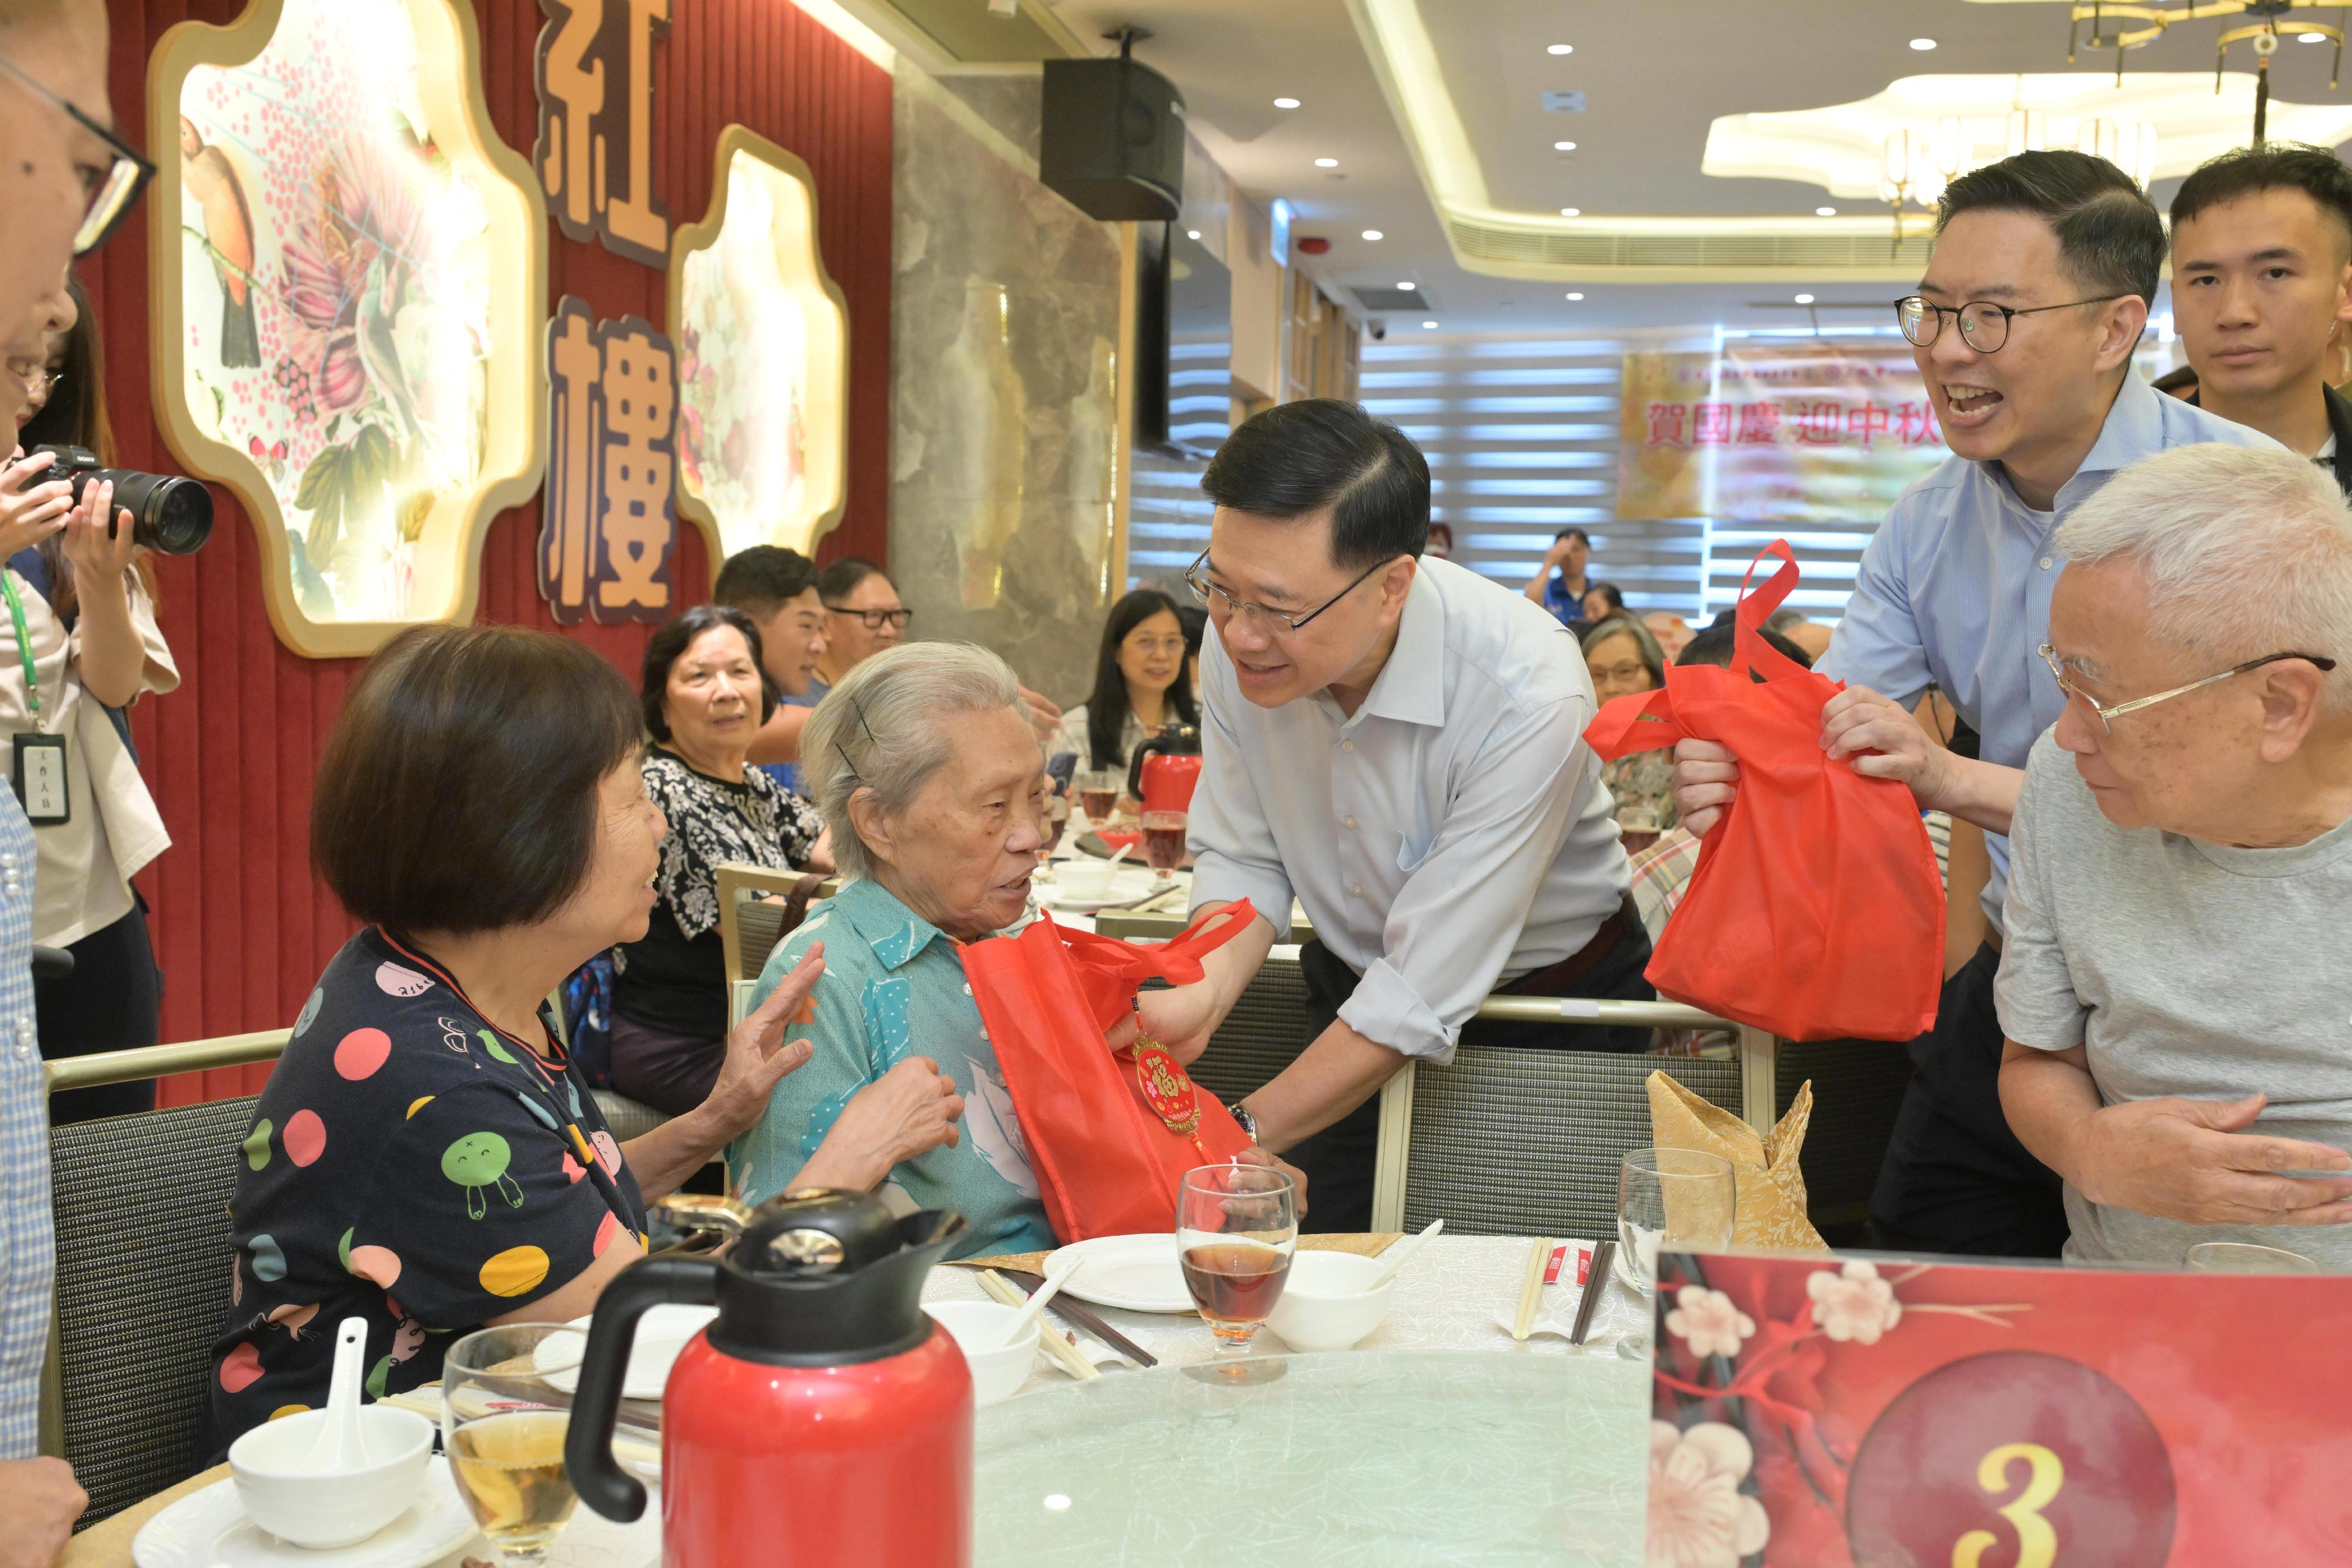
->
[534,0,671,266]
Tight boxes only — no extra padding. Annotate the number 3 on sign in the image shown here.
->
[1952,1442,2063,1568]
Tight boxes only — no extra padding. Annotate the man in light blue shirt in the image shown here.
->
[1132,401,1648,1231]
[1676,151,2277,1258]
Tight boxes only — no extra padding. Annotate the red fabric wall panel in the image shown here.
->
[89,0,893,1101]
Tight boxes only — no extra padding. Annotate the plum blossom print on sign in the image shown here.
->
[154,0,547,658]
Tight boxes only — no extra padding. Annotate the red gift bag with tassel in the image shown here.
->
[1583,543,1942,1042]
[960,902,1260,1241]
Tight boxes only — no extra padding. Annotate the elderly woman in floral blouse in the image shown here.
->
[610,606,836,1115]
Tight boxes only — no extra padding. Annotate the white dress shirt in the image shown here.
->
[1188,556,1628,1062]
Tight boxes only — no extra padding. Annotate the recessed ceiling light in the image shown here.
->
[1553,141,1578,152]
[1361,229,1384,240]
[1908,36,1936,50]
[1396,280,1415,290]
[1816,205,1838,216]
[1274,96,1301,108]
[1546,43,1573,55]
[1314,157,1339,168]
[1422,319,1439,329]
[1565,291,1585,300]
[1187,229,1201,240]
[1559,206,1581,217]
[1793,293,1816,304]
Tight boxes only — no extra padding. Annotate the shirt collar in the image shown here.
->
[838,877,949,969]
[1354,564,1448,728]
[2062,368,2166,492]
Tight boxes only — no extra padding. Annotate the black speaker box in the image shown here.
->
[1040,56,1185,222]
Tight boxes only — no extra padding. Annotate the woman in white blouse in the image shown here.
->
[1049,588,1197,780]
[2,279,179,1123]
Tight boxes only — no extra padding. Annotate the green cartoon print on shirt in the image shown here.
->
[442,1131,525,1219]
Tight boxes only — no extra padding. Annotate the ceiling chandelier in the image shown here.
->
[1877,101,2159,254]
[2069,1,2343,139]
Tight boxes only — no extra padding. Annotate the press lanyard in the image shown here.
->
[1,573,39,728]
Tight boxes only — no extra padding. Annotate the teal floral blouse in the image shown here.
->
[729,878,1055,1258]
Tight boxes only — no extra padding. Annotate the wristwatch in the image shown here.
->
[1227,1102,1259,1144]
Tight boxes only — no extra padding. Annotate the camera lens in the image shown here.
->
[102,470,213,556]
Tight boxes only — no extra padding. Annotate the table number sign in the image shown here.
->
[540,296,679,625]
[534,0,671,266]
[1647,1251,2352,1565]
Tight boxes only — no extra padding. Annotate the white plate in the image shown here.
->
[1044,1233,1194,1313]
[133,1458,479,1568]
[535,1304,719,1400]
[1035,867,1166,914]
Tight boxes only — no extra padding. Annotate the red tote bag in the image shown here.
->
[1583,543,1942,1042]
[960,902,1260,1242]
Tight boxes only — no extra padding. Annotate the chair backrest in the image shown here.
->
[1184,955,1313,1108]
[49,1097,258,1524]
[1374,1048,1745,1239]
[716,862,832,984]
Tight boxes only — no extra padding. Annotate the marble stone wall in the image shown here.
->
[889,64,1122,707]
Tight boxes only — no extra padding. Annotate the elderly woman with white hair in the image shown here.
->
[730,640,1057,1256]
[1996,442,2352,1269]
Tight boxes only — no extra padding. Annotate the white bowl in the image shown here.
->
[228,1405,435,1547]
[1267,1251,1396,1353]
[1054,860,1122,900]
[924,1300,1043,1406]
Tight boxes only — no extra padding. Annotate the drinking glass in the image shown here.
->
[1035,794,1069,883]
[442,1324,582,1564]
[1177,1162,1298,1362]
[1075,770,1121,828]
[1613,1148,1736,1359]
[2186,1241,2318,1275]
[1141,810,1187,884]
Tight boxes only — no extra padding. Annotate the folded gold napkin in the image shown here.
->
[1645,1071,1828,1253]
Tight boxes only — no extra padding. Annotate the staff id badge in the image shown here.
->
[12,733,67,824]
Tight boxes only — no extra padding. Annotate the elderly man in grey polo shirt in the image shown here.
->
[1127,400,1651,1231]
[1999,442,2352,1266]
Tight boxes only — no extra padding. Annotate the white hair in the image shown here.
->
[803,641,1030,880]
[2056,442,2352,709]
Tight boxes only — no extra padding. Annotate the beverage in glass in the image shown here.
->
[1141,810,1187,883]
[1075,769,1121,827]
[1035,794,1069,882]
[442,1324,582,1564]
[1177,1162,1297,1358]
[1613,1148,1735,1358]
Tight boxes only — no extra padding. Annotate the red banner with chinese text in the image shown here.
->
[1616,344,1947,523]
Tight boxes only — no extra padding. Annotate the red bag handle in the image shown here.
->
[1055,898,1260,988]
[1732,540,1817,686]
[1583,686,1686,760]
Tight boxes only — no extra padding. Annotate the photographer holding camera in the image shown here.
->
[4,280,181,1128]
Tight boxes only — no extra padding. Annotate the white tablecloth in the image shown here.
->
[921,1234,1656,1392]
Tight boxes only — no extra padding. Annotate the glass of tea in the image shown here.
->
[1178,1162,1298,1358]
[1035,793,1070,883]
[442,1324,582,1564]
[1075,769,1122,828]
[1141,810,1187,884]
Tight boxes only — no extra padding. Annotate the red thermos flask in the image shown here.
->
[1126,722,1202,815]
[566,1190,973,1567]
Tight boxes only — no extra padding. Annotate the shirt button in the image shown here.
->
[1344,815,1357,829]
[12,1043,27,1062]
[1341,741,1355,753]
[962,983,973,995]
[1351,884,1364,897]
[1,852,15,869]
[2040,556,2053,570]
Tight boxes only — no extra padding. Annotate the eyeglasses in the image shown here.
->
[2039,642,2337,733]
[824,604,913,631]
[0,54,153,256]
[6,367,61,394]
[1183,549,1394,638]
[1895,293,2129,353]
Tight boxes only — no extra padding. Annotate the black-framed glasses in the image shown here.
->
[824,604,913,631]
[1895,293,2129,353]
[0,52,153,256]
[1182,549,1395,638]
[2039,642,2337,734]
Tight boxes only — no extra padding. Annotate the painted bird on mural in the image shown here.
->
[179,115,260,369]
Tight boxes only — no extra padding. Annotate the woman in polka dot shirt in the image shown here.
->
[206,627,964,1453]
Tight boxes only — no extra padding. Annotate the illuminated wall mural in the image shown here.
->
[669,126,850,564]
[151,0,547,657]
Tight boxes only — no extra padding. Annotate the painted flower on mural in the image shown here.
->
[1805,1259,1903,1345]
[1645,1420,1770,1568]
[1665,1285,1756,1360]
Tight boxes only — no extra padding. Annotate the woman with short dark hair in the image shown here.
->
[209,625,960,1451]
[609,605,833,1115]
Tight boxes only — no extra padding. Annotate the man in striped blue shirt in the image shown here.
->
[1675,151,2277,1259]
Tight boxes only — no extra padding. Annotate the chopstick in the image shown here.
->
[1569,1239,1616,1347]
[1511,1236,1552,1342]
[978,1269,1100,1381]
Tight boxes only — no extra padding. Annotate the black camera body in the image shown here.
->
[28,444,213,556]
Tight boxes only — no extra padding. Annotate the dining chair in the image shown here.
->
[48,1092,262,1524]
[716,862,832,985]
